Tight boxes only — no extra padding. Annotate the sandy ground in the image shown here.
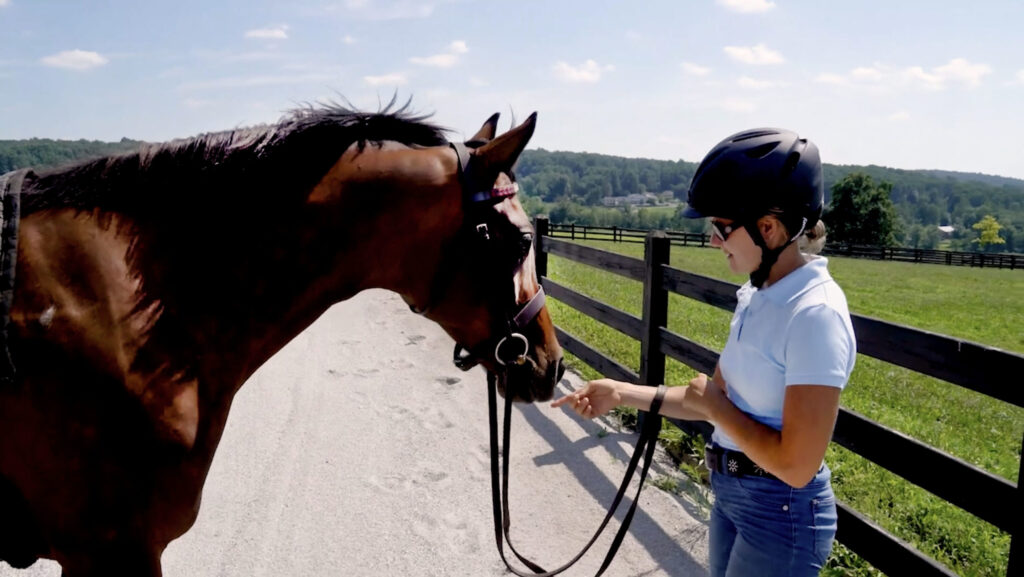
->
[2,289,709,577]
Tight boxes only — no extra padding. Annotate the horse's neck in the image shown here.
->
[202,182,459,386]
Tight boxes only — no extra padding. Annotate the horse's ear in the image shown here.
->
[471,112,537,178]
[468,112,500,144]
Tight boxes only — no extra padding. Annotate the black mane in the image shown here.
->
[17,100,452,337]
[23,99,450,215]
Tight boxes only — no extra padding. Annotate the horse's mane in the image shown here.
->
[23,98,450,216]
[18,99,452,354]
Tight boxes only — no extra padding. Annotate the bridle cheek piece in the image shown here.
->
[448,141,546,374]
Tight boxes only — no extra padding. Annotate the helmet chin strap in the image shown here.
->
[742,217,806,289]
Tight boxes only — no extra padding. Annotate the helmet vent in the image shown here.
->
[782,139,807,175]
[744,141,781,159]
[733,129,780,142]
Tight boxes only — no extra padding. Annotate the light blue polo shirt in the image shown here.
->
[712,256,857,451]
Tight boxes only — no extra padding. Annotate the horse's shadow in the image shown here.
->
[512,380,711,577]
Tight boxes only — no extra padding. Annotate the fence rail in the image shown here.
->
[533,217,1024,577]
[546,222,1022,270]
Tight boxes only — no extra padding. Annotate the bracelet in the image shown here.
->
[649,384,667,416]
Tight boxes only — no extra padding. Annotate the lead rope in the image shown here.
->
[488,374,666,576]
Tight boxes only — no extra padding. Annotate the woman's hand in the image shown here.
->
[550,379,624,419]
[681,373,729,422]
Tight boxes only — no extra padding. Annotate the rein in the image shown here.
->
[441,139,666,574]
[487,378,665,576]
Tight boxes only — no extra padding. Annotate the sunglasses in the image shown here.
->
[709,220,739,241]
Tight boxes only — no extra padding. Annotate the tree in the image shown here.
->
[906,224,941,249]
[825,173,901,247]
[971,215,1006,252]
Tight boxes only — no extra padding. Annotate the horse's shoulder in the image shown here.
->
[14,210,200,449]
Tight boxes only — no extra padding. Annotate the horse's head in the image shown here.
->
[412,113,564,402]
[304,107,562,401]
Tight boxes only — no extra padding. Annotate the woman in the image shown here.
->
[552,128,856,576]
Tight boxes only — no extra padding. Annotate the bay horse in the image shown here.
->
[0,102,563,576]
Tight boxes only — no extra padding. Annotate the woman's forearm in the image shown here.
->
[710,402,816,487]
[616,383,711,422]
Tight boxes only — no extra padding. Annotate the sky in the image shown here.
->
[2,0,1023,179]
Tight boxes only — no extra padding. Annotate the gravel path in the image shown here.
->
[2,289,709,577]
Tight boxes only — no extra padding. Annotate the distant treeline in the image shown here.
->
[2,139,1021,252]
[517,149,1024,253]
[0,138,141,173]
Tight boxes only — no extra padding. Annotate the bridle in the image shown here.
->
[440,141,666,576]
[0,169,26,385]
[445,141,547,373]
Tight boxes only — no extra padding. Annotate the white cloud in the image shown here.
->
[469,77,489,87]
[736,76,784,89]
[887,111,910,121]
[342,35,357,45]
[681,62,711,76]
[410,40,468,68]
[933,58,991,88]
[850,66,884,82]
[720,97,756,113]
[364,73,407,86]
[0,0,10,7]
[40,49,108,71]
[245,25,289,40]
[818,58,992,91]
[410,53,458,67]
[716,0,776,13]
[1016,70,1024,84]
[552,60,614,83]
[723,43,784,65]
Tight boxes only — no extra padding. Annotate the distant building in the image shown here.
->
[937,225,955,238]
[601,192,661,207]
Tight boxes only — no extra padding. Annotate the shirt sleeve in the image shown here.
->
[784,304,855,388]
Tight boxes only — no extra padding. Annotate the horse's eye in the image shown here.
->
[520,232,533,250]
[519,233,534,258]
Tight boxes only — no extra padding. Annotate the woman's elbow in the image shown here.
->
[777,462,822,488]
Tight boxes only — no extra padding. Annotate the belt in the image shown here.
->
[705,444,778,480]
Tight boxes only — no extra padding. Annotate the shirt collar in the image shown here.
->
[750,256,832,304]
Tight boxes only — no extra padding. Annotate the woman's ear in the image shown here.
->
[759,216,785,246]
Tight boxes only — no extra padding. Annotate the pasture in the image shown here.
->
[544,239,1024,576]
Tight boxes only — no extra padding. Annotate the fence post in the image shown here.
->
[571,223,576,241]
[534,217,549,281]
[612,225,618,243]
[1008,430,1024,576]
[637,231,670,431]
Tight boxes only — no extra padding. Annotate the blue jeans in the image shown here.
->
[709,465,837,577]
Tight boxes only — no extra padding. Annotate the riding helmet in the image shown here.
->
[682,128,824,232]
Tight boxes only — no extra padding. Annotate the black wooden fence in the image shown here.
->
[548,223,1022,270]
[533,216,1024,576]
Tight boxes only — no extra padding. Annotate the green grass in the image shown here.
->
[544,239,1024,577]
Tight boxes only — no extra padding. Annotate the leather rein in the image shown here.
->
[441,141,667,575]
